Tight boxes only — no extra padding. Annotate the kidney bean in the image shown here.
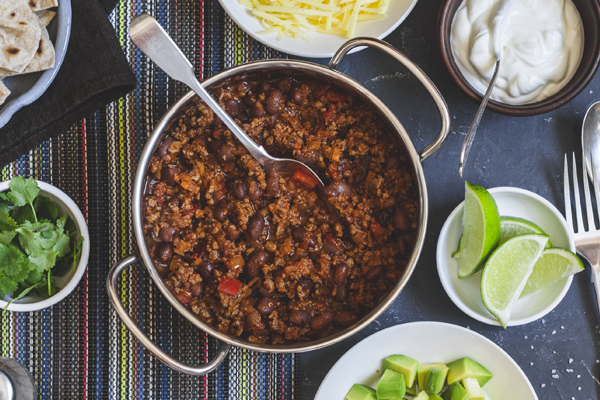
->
[159,226,176,242]
[242,94,255,107]
[311,311,333,331]
[230,179,247,200]
[245,178,262,201]
[198,261,215,280]
[157,243,173,263]
[212,114,223,126]
[161,166,179,186]
[247,213,266,241]
[190,283,203,297]
[289,310,311,326]
[257,298,275,315]
[384,156,400,171]
[157,137,173,158]
[225,98,240,116]
[215,200,228,221]
[175,291,191,305]
[217,141,237,163]
[364,265,383,282]
[292,226,307,241]
[289,87,305,104]
[322,235,344,255]
[256,82,271,94]
[237,112,249,122]
[250,101,266,118]
[334,282,348,302]
[259,284,276,298]
[168,197,180,208]
[393,206,410,231]
[297,279,314,293]
[380,196,397,209]
[266,89,284,115]
[246,250,267,278]
[264,169,280,199]
[296,150,320,165]
[334,310,357,328]
[307,235,318,247]
[148,241,158,258]
[323,180,352,199]
[332,263,348,284]
[227,226,241,241]
[396,236,407,256]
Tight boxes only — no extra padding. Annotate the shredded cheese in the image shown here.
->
[238,0,389,41]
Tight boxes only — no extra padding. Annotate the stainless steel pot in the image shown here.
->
[107,38,451,375]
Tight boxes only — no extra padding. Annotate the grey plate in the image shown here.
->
[0,0,72,129]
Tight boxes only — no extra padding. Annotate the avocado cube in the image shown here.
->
[429,396,443,400]
[447,358,493,387]
[384,355,419,387]
[345,384,377,400]
[425,365,449,395]
[441,382,468,400]
[462,377,486,400]
[406,380,418,395]
[414,391,430,400]
[376,369,406,399]
[418,363,447,389]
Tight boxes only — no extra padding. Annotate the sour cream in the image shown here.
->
[451,0,584,105]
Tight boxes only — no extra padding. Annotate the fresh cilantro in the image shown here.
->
[7,176,39,222]
[29,251,58,273]
[34,196,58,221]
[0,193,11,213]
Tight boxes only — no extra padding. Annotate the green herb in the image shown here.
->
[0,177,84,311]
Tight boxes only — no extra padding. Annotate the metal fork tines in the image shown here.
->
[564,152,600,310]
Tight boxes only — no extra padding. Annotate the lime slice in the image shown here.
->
[499,217,552,248]
[481,234,549,328]
[520,248,584,298]
[453,181,500,278]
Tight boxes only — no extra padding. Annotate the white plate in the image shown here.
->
[217,0,419,58]
[437,187,576,327]
[315,321,538,400]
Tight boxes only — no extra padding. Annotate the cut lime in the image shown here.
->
[499,217,552,248]
[520,248,584,298]
[453,182,500,278]
[481,234,549,328]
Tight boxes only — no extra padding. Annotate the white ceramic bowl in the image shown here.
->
[217,0,419,58]
[0,180,89,312]
[437,187,576,327]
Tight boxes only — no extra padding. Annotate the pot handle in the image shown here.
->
[107,254,231,375]
[329,37,450,162]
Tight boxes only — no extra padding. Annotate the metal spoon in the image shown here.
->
[129,13,326,188]
[582,101,600,182]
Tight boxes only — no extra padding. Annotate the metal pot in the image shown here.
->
[107,38,450,375]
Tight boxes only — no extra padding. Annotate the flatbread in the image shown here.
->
[35,9,55,26]
[0,0,41,73]
[27,0,58,12]
[0,79,10,104]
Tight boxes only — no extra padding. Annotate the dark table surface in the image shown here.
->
[299,1,600,399]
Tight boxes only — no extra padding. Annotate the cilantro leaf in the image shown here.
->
[16,225,43,256]
[0,193,11,214]
[0,242,26,268]
[25,268,42,285]
[11,205,35,225]
[3,282,43,312]
[73,236,83,271]
[0,273,18,297]
[53,234,71,258]
[0,231,15,246]
[56,215,68,233]
[0,211,17,231]
[34,196,58,222]
[29,251,58,272]
[7,176,39,222]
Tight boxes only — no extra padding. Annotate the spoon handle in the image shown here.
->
[459,60,501,178]
[129,13,272,166]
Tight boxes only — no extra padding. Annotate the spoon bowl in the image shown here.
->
[582,101,600,181]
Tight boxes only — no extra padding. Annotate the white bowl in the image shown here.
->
[0,180,89,312]
[217,0,419,58]
[436,187,576,327]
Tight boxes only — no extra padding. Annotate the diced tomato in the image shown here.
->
[175,291,191,304]
[218,277,242,296]
[326,89,346,102]
[370,220,383,240]
[292,169,319,190]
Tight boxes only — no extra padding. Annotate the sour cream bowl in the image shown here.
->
[439,0,600,116]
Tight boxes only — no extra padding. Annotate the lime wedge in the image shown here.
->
[453,182,500,278]
[520,248,584,298]
[499,217,552,248]
[481,234,549,328]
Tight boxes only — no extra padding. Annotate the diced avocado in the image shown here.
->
[414,391,430,400]
[429,396,443,400]
[345,384,377,400]
[376,369,406,400]
[425,365,449,395]
[384,355,419,387]
[406,380,418,395]
[447,358,493,387]
[441,382,468,400]
[462,377,486,400]
[418,363,447,389]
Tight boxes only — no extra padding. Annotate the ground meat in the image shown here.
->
[143,77,418,344]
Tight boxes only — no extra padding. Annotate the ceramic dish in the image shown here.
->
[217,0,418,58]
[437,187,576,327]
[0,180,89,312]
[0,0,72,129]
[315,321,538,400]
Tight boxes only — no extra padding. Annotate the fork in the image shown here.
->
[564,152,600,311]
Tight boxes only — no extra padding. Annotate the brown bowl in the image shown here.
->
[439,0,600,117]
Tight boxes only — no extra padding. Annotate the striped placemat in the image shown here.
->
[0,0,299,398]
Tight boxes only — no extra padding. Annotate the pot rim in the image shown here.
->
[132,58,429,353]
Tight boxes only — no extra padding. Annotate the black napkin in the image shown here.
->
[0,0,137,165]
